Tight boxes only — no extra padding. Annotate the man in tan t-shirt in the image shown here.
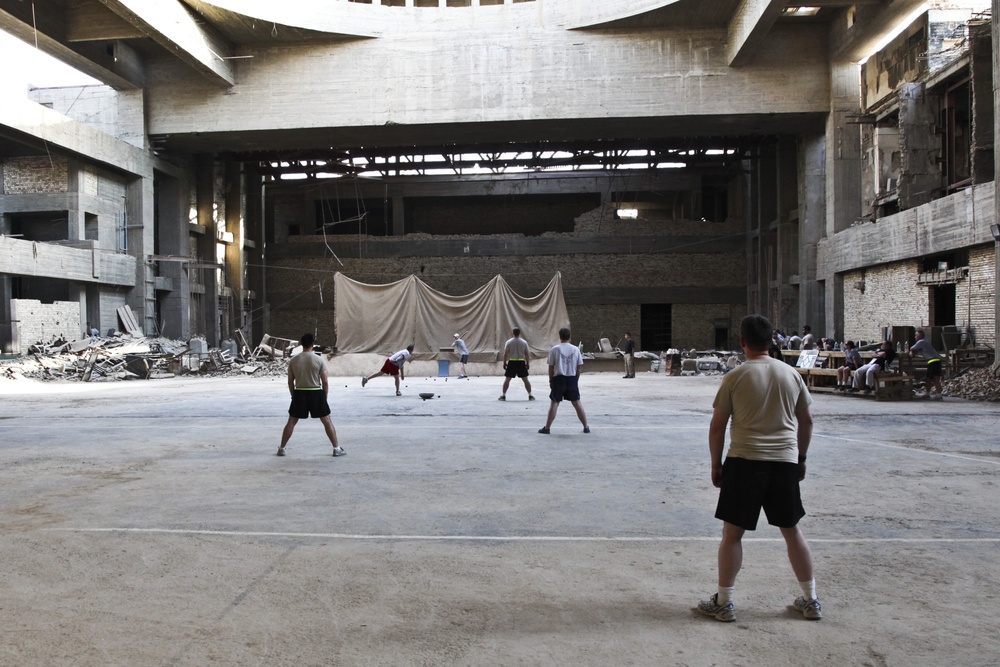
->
[277,333,344,457]
[696,314,821,623]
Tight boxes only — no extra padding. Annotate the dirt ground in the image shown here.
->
[0,369,998,666]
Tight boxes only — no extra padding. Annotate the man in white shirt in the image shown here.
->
[538,327,589,434]
[362,344,414,396]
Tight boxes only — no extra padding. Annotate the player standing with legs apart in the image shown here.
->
[538,327,590,434]
[499,327,534,401]
[697,314,821,622]
[277,333,345,457]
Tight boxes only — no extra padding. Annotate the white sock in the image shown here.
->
[717,586,734,605]
[799,579,816,600]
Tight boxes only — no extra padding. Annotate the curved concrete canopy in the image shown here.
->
[198,0,685,36]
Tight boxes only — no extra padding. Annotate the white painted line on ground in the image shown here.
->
[52,528,1000,543]
[814,433,1000,466]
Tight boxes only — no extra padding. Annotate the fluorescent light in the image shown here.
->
[617,209,639,219]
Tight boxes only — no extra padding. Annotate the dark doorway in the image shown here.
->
[715,326,729,350]
[932,284,956,326]
[640,304,672,352]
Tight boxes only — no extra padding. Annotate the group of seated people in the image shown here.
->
[768,327,944,399]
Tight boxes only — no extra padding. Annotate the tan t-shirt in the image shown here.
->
[289,351,326,389]
[712,357,812,463]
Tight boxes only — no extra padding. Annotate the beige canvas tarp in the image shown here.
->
[333,273,569,361]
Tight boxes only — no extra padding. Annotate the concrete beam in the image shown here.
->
[267,235,746,261]
[0,6,143,89]
[65,1,144,41]
[727,0,786,67]
[829,0,927,64]
[817,186,997,275]
[0,236,136,286]
[94,0,235,87]
[0,97,153,178]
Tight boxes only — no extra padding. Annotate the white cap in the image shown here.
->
[454,333,460,338]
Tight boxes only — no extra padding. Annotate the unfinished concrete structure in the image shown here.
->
[1,0,997,357]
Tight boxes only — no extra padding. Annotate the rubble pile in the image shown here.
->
[943,366,1000,402]
[1,333,292,382]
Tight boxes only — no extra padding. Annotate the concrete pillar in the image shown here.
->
[994,0,1000,367]
[392,191,405,236]
[67,282,87,337]
[155,170,190,340]
[66,160,85,241]
[244,171,264,347]
[898,83,940,210]
[799,133,826,336]
[223,160,244,343]
[0,275,11,353]
[826,63,862,236]
[196,156,220,346]
[126,174,155,335]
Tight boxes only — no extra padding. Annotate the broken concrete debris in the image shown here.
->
[1,333,291,382]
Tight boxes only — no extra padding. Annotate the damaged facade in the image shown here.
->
[0,0,997,360]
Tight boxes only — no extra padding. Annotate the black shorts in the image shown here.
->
[288,390,331,419]
[505,360,528,378]
[715,457,805,530]
[925,359,942,379]
[548,374,580,402]
[460,354,469,364]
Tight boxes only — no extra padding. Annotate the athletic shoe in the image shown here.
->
[361,377,367,387]
[276,447,285,457]
[931,393,943,401]
[332,447,346,457]
[528,395,536,401]
[793,596,823,620]
[498,395,506,401]
[847,387,860,393]
[697,594,735,622]
[396,390,402,396]
[583,427,590,433]
[538,427,550,434]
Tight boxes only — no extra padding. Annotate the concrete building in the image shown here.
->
[1,0,997,357]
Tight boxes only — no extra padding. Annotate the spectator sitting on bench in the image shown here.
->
[849,340,896,394]
[836,341,862,391]
[800,325,816,350]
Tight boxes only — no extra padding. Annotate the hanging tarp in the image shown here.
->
[333,273,569,360]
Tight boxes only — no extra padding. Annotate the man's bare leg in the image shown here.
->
[278,416,298,453]
[320,415,339,449]
[718,522,745,587]
[780,525,814,582]
[570,400,588,429]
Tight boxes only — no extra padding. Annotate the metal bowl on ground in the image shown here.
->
[419,392,435,400]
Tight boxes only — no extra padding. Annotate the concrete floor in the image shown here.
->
[1,366,998,666]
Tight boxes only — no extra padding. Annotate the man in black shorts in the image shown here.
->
[277,333,345,457]
[538,327,589,434]
[499,327,534,401]
[697,314,820,622]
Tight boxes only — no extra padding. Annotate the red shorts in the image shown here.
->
[380,359,401,376]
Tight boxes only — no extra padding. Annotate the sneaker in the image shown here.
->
[361,377,367,387]
[498,395,506,401]
[793,596,822,620]
[528,395,536,401]
[847,387,860,393]
[697,594,735,622]
[931,393,943,401]
[276,447,285,457]
[583,427,590,433]
[332,447,347,457]
[458,375,467,379]
[396,390,402,396]
[538,427,550,434]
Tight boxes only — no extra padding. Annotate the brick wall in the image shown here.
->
[672,303,746,351]
[956,244,996,348]
[843,262,927,342]
[2,156,68,194]
[10,299,82,354]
